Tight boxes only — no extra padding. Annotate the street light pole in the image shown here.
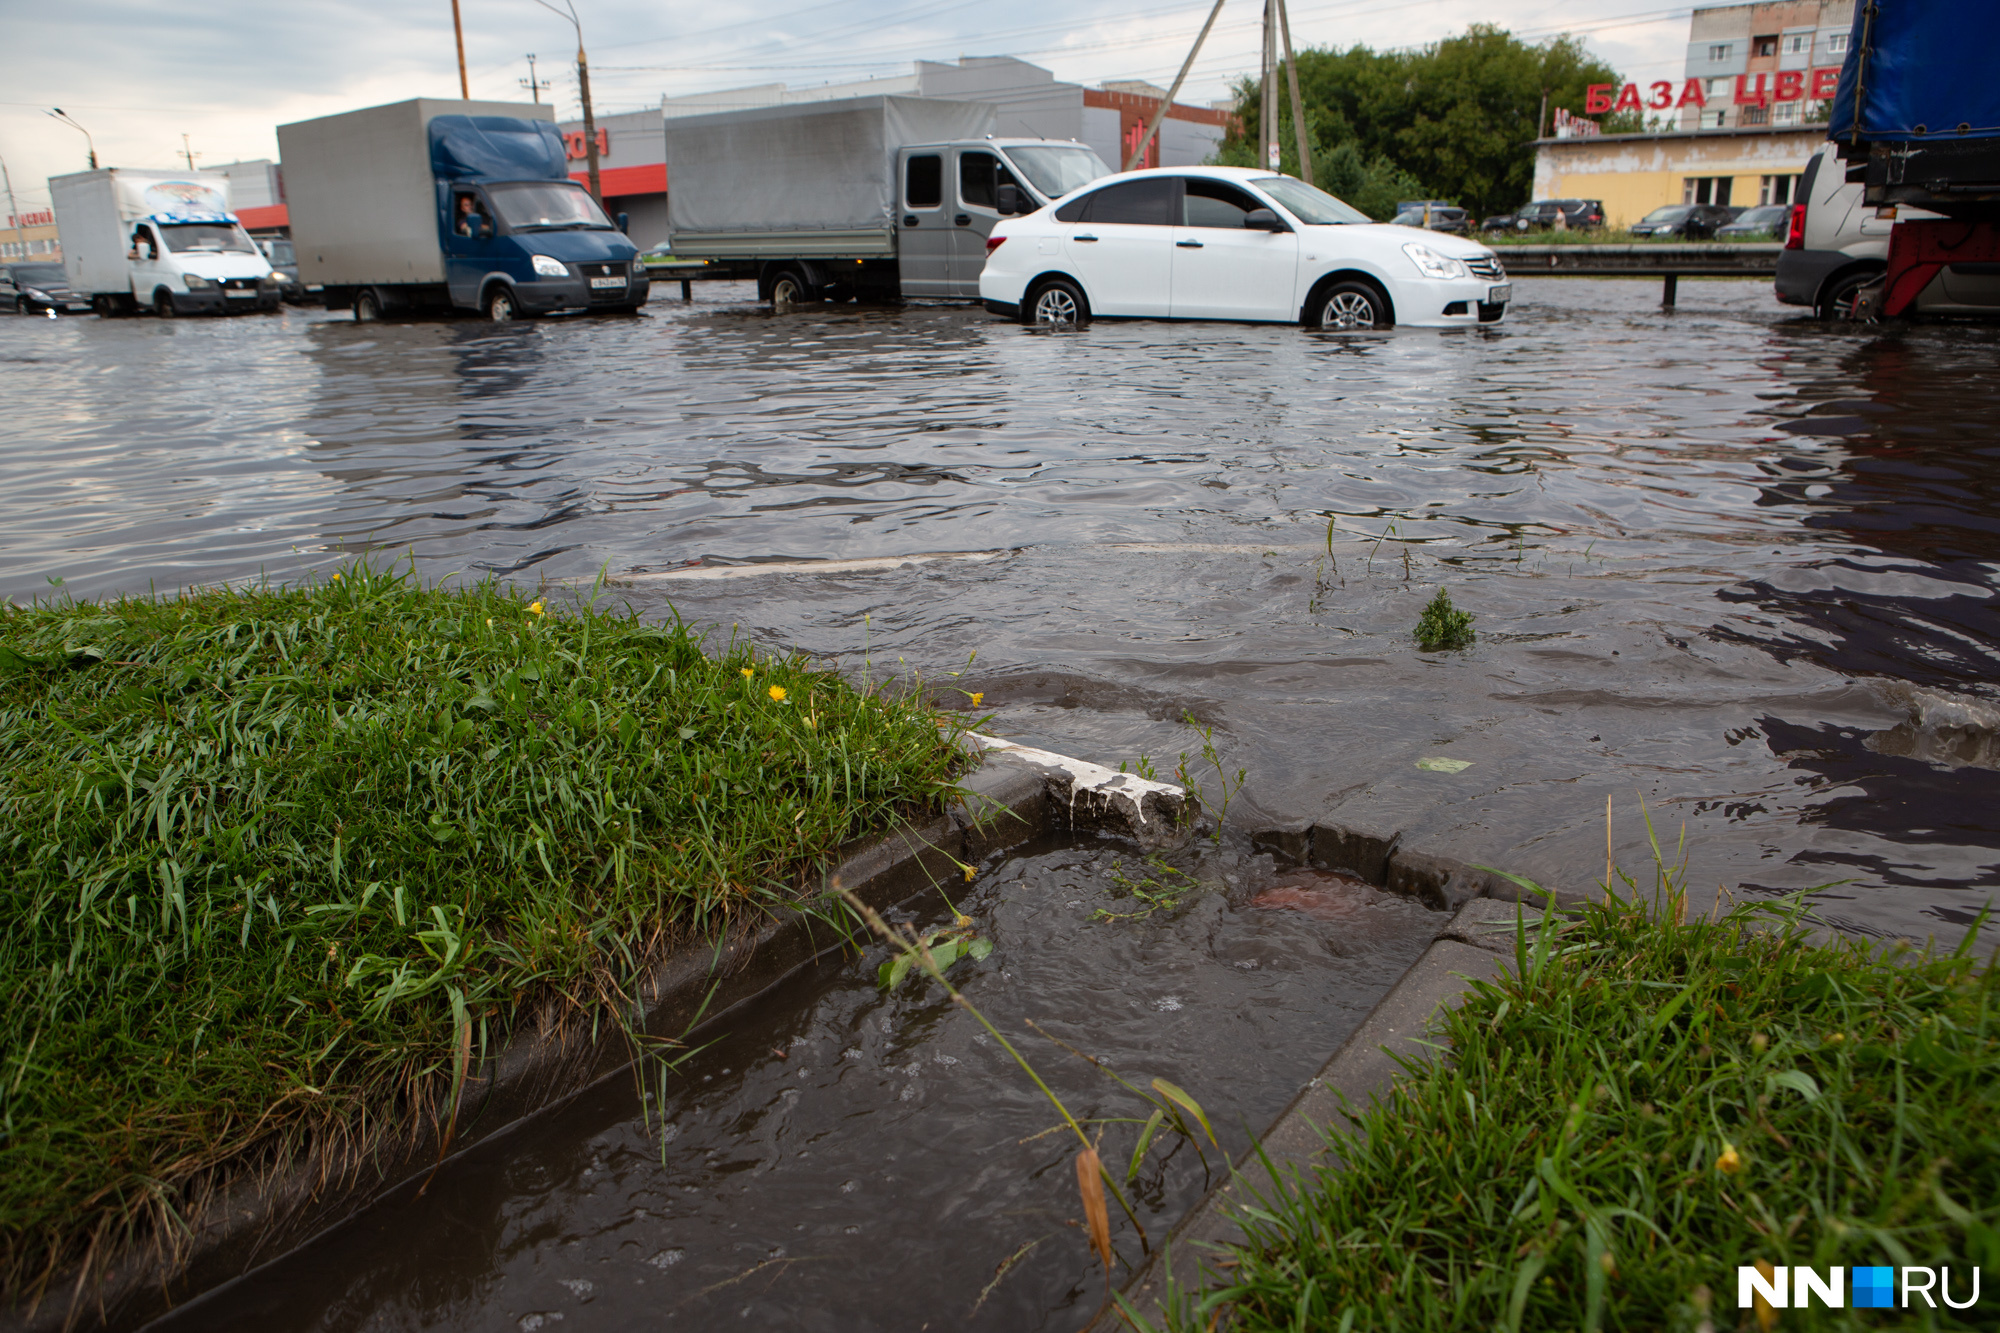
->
[450,0,470,98]
[0,155,25,260]
[534,0,600,204]
[48,109,98,170]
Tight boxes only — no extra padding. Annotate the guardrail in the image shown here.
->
[1495,242,1782,306]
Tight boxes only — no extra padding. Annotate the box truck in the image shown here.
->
[664,95,1113,304]
[278,98,649,321]
[51,169,281,316]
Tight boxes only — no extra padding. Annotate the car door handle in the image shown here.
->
[954,214,971,226]
[1073,234,1098,242]
[1176,239,1204,248]
[904,215,918,227]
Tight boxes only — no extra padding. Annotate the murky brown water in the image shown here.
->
[5,280,1997,1328]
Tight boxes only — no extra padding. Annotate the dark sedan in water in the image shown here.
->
[1,263,92,314]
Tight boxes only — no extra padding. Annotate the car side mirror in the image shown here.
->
[996,183,1020,216]
[617,211,630,234]
[1243,208,1285,231]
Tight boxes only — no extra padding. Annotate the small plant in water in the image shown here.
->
[1096,856,1201,922]
[1414,586,1475,651]
[1175,714,1245,841]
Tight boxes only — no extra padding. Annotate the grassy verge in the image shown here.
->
[0,564,969,1300]
[1151,890,1997,1331]
[1486,229,1779,246]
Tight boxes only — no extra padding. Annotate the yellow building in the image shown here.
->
[3,208,61,262]
[1531,126,1826,228]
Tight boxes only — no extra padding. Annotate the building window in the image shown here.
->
[1709,77,1730,97]
[1707,43,1733,62]
[1783,34,1810,55]
[1753,35,1778,57]
[1824,33,1848,55]
[1774,101,1801,125]
[1760,174,1800,205]
[1684,176,1734,206]
[1742,104,1771,125]
[1702,109,1729,129]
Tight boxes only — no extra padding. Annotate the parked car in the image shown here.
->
[1480,199,1603,233]
[255,238,315,304]
[1629,204,1740,239]
[1775,140,1999,319]
[1714,204,1790,240]
[1389,204,1470,234]
[980,166,1510,330]
[1,262,93,314]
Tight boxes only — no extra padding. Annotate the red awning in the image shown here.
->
[569,163,667,197]
[236,203,289,231]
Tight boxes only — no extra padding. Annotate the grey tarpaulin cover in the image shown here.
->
[665,95,998,236]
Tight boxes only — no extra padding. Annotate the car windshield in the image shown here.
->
[160,224,258,254]
[1003,146,1112,202]
[1641,206,1694,224]
[1730,207,1787,225]
[488,181,613,231]
[267,241,296,264]
[13,264,66,286]
[1252,177,1371,225]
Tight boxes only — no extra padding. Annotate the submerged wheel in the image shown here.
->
[769,268,813,309]
[154,287,177,318]
[1818,269,1882,321]
[1025,277,1088,328]
[1311,281,1391,331]
[484,286,517,322]
[354,289,384,323]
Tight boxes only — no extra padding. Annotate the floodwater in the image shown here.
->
[4,278,1998,1327]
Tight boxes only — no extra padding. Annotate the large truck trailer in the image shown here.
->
[51,169,281,316]
[279,98,649,321]
[664,95,1112,305]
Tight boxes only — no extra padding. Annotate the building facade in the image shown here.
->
[1532,125,1827,226]
[3,209,61,261]
[1680,1,1855,132]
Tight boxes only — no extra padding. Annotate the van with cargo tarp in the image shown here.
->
[280,98,649,322]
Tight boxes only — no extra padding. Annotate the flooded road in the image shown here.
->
[5,279,1998,1327]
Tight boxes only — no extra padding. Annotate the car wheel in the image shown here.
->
[354,289,383,323]
[1025,278,1088,328]
[154,287,177,318]
[1311,281,1391,331]
[1817,269,1882,321]
[769,268,813,309]
[484,286,517,322]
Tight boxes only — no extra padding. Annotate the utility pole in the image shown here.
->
[535,0,601,203]
[1261,0,1278,171]
[0,156,23,261]
[450,0,470,98]
[1123,0,1227,172]
[520,53,550,103]
[1277,0,1311,184]
[1538,87,1550,140]
[180,134,197,170]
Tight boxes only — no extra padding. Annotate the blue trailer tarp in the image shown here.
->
[1828,0,2000,144]
[428,115,568,183]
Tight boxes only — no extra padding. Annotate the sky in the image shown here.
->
[2,0,1700,214]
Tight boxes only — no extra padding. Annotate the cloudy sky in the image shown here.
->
[4,0,1696,212]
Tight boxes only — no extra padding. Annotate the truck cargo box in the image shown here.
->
[279,99,555,288]
[665,95,997,260]
[52,169,238,299]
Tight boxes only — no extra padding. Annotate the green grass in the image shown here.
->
[1485,229,1780,246]
[1414,587,1475,651]
[1150,889,1998,1331]
[0,564,969,1298]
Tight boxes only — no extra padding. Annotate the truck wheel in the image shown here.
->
[154,288,177,318]
[354,289,383,323]
[1818,269,1882,321]
[769,268,813,309]
[1310,280,1391,331]
[484,287,517,322]
[1025,278,1088,328]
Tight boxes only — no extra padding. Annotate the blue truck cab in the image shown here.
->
[281,99,649,321]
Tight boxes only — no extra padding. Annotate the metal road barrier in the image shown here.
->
[1497,242,1782,307]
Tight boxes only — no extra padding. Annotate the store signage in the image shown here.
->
[564,128,610,161]
[1586,68,1843,115]
[7,210,54,228]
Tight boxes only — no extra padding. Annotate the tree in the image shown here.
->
[1215,25,1623,219]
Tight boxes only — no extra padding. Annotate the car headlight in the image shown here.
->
[532,254,569,278]
[182,274,212,290]
[25,289,51,301]
[259,274,281,288]
[1402,243,1466,280]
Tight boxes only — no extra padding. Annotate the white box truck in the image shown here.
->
[664,95,1112,304]
[278,98,649,322]
[51,169,281,316]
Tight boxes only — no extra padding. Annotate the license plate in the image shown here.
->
[224,288,256,298]
[590,276,626,289]
[1487,284,1511,304]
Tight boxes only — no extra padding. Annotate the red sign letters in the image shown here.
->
[1585,68,1842,117]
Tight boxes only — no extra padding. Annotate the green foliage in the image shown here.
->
[1414,587,1476,651]
[0,564,968,1292]
[877,924,992,992]
[1096,856,1202,923]
[1219,25,1623,219]
[1149,890,1999,1332]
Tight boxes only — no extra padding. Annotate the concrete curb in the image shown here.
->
[15,744,1190,1333]
[1091,899,1545,1331]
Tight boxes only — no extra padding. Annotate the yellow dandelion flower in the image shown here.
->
[969,692,984,706]
[527,600,544,616]
[769,685,787,702]
[954,914,973,929]
[963,866,976,883]
[1716,1143,1743,1175]
[331,572,342,582]
[741,667,754,679]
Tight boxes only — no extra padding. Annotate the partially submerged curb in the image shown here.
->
[1092,898,1546,1331]
[15,743,1191,1333]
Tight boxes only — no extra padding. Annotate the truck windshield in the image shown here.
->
[488,182,613,231]
[160,224,258,254]
[1003,146,1112,202]
[1251,178,1371,225]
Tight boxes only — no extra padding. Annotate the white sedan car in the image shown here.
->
[979,166,1510,330]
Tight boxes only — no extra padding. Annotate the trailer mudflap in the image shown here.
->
[1882,218,2000,316]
